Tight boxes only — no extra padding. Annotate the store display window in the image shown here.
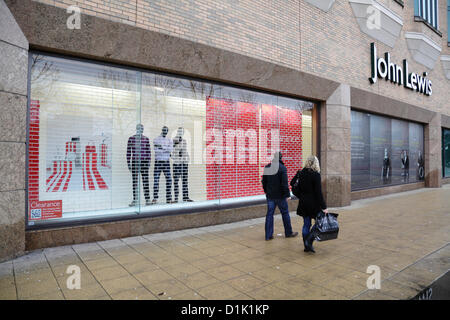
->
[351,110,424,191]
[27,53,315,227]
[443,128,450,178]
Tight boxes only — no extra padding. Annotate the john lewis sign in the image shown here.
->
[369,43,432,96]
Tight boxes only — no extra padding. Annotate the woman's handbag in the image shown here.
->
[290,170,302,198]
[312,211,339,241]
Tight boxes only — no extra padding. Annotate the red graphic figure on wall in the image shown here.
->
[82,146,108,190]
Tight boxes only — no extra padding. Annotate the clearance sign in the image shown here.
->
[369,42,432,96]
[29,200,63,220]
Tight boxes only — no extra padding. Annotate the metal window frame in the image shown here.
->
[443,128,450,178]
[414,0,442,35]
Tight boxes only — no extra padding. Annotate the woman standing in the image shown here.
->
[291,155,328,253]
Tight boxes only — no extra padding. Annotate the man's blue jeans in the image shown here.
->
[265,198,294,240]
[302,216,312,238]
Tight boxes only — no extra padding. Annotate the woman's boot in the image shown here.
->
[304,233,315,253]
[302,235,308,252]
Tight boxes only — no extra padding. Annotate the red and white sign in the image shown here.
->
[29,200,62,220]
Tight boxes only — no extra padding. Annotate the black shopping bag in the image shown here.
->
[313,211,339,241]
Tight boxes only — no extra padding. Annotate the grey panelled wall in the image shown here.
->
[0,0,28,262]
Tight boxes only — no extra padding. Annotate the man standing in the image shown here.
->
[261,152,298,241]
[172,127,193,202]
[152,126,174,204]
[127,124,151,206]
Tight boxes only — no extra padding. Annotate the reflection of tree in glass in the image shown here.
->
[96,69,139,139]
[141,75,182,126]
[97,69,136,91]
[297,100,314,112]
[183,80,216,100]
[219,90,257,104]
[30,55,60,99]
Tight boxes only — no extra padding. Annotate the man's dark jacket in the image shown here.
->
[290,168,327,219]
[261,160,290,199]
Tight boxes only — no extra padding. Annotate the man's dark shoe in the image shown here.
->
[286,232,298,238]
[265,236,274,241]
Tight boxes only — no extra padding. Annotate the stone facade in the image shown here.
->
[0,0,28,262]
[28,0,450,116]
[321,84,352,207]
[1,0,449,253]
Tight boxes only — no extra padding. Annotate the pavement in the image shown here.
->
[1,185,449,300]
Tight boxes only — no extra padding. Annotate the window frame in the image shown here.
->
[350,108,426,192]
[447,0,450,45]
[414,0,442,36]
[443,128,450,178]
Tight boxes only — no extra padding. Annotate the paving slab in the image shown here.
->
[1,185,449,300]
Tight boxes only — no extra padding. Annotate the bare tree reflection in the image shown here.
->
[184,80,216,100]
[30,55,60,99]
[97,69,137,91]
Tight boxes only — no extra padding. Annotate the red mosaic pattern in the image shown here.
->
[206,97,303,200]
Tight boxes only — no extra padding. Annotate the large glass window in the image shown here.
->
[414,0,439,30]
[27,53,315,227]
[448,0,450,44]
[443,128,450,178]
[351,110,425,191]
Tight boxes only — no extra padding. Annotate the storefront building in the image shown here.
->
[1,0,449,261]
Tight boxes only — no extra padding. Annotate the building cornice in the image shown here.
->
[404,32,442,70]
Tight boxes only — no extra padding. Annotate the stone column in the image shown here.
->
[424,113,442,188]
[0,0,28,262]
[320,84,351,207]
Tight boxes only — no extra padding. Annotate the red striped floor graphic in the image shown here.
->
[82,146,108,191]
[46,160,73,192]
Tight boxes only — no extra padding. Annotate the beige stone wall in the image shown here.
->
[31,0,449,116]
[300,0,449,116]
[35,0,301,70]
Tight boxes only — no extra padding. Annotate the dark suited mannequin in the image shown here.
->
[172,127,193,202]
[127,124,151,206]
[417,151,424,180]
[382,148,390,182]
[401,150,409,181]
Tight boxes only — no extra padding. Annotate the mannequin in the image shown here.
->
[172,127,193,202]
[152,126,174,204]
[417,151,424,180]
[127,124,151,206]
[401,149,409,181]
[382,148,390,181]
